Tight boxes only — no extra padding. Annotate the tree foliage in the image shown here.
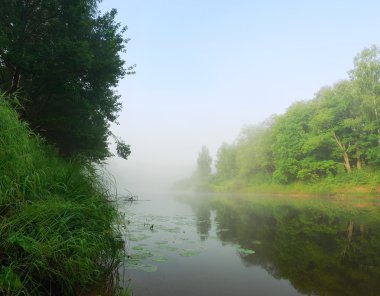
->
[196,146,212,181]
[207,45,380,186]
[0,0,133,161]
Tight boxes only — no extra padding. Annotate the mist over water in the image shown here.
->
[104,157,192,195]
[109,179,380,296]
[95,2,380,295]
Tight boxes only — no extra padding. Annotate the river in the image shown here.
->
[117,190,380,296]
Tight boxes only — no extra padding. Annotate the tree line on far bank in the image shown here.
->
[188,46,380,190]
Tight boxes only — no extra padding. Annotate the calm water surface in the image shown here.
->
[118,191,380,296]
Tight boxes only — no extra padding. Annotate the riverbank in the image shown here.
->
[0,97,125,295]
[208,171,380,198]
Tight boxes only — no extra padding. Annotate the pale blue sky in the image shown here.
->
[100,0,380,188]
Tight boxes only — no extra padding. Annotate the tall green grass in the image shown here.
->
[0,94,124,295]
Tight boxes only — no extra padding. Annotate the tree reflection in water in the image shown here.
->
[186,195,380,296]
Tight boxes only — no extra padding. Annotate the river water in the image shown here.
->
[117,190,380,296]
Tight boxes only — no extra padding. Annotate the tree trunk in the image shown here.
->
[11,68,21,92]
[356,149,362,169]
[343,152,351,173]
[356,158,362,169]
[360,224,365,240]
[333,132,351,173]
[341,220,354,258]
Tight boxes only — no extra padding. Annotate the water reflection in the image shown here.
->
[188,201,212,241]
[185,195,380,296]
[123,192,302,296]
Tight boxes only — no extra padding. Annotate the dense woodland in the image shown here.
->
[189,46,380,191]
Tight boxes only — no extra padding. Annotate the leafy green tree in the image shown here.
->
[195,146,213,181]
[310,84,353,173]
[0,0,133,161]
[239,119,275,176]
[349,45,380,164]
[215,143,238,181]
[271,101,315,183]
[312,81,376,172]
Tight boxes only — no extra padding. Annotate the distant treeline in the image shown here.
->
[188,46,380,191]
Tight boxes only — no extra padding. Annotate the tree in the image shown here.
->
[234,119,275,181]
[271,101,315,183]
[195,146,212,181]
[0,0,133,161]
[215,143,237,181]
[349,45,380,135]
[349,45,380,164]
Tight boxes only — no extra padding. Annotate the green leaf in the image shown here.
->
[180,249,201,257]
[236,246,255,255]
[152,256,168,263]
[0,267,23,291]
[8,234,39,254]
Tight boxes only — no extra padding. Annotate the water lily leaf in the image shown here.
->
[140,265,158,272]
[132,245,146,251]
[156,244,178,252]
[236,246,255,255]
[129,250,154,260]
[127,263,158,273]
[180,249,201,257]
[152,256,168,263]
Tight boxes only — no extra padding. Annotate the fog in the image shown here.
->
[104,157,191,194]
[100,0,380,192]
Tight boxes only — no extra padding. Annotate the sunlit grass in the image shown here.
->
[209,169,380,198]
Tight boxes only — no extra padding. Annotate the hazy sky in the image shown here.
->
[99,0,380,189]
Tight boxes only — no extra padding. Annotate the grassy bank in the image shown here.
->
[0,96,125,295]
[209,169,380,197]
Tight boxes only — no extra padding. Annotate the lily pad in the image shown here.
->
[140,265,158,272]
[152,256,168,263]
[236,246,255,255]
[132,245,146,251]
[180,249,201,257]
[129,250,154,260]
[156,244,178,252]
[127,263,158,273]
